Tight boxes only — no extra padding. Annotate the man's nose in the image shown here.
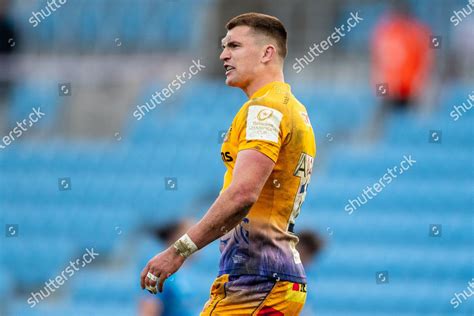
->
[220,48,230,61]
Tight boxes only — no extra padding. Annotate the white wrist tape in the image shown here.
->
[173,234,198,258]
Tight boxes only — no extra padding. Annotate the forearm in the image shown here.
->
[184,187,254,251]
[169,150,274,258]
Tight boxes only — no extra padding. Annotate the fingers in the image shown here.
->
[145,270,159,290]
[140,265,148,289]
[141,266,171,294]
[140,262,162,294]
[140,264,159,290]
[158,273,171,293]
[146,285,157,295]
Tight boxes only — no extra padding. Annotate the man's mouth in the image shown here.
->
[224,65,235,76]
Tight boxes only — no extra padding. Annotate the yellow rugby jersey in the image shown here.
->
[218,81,316,283]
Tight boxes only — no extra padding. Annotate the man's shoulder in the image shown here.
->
[246,91,292,116]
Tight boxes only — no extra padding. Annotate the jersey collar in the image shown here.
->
[249,81,290,100]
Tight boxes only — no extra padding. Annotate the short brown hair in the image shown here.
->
[226,12,288,59]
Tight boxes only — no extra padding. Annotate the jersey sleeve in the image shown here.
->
[235,101,290,163]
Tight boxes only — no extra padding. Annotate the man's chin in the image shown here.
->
[225,76,240,87]
[225,79,234,87]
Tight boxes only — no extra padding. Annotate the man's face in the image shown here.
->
[220,26,262,88]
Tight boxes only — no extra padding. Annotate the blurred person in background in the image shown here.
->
[367,1,433,139]
[296,230,325,267]
[138,225,327,316]
[0,0,16,130]
[448,18,474,82]
[0,0,15,60]
[140,12,316,315]
[138,219,195,316]
[296,230,325,316]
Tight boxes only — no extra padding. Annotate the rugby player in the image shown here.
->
[140,12,316,315]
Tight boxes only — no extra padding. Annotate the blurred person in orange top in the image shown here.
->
[372,1,433,108]
[368,1,433,138]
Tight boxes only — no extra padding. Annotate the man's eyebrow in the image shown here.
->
[222,40,241,47]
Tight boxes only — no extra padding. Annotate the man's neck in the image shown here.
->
[243,71,285,98]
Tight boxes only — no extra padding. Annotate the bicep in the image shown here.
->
[229,149,275,196]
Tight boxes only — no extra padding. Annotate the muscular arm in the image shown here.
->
[185,149,275,250]
[141,149,275,292]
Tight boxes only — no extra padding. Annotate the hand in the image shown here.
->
[140,247,186,293]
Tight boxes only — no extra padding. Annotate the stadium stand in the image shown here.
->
[1,81,472,315]
[0,0,472,315]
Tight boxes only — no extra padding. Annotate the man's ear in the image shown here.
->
[261,45,277,63]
